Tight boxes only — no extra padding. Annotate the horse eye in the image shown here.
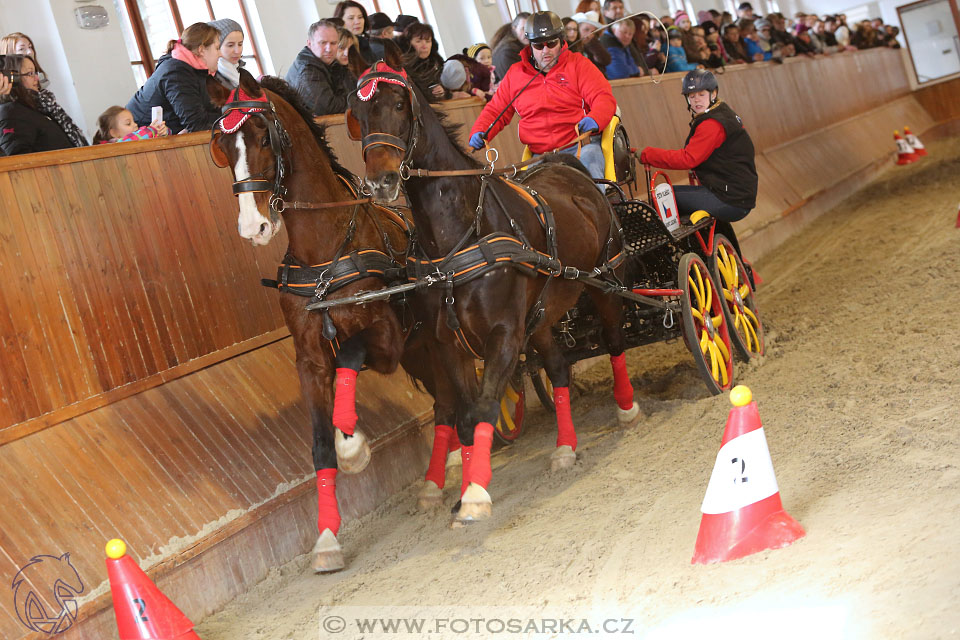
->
[395,102,404,111]
[261,135,270,148]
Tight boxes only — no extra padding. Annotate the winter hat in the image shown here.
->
[674,10,690,24]
[440,58,467,90]
[209,18,243,45]
[464,42,490,59]
[368,12,394,31]
[754,18,771,30]
[572,11,603,30]
[394,14,419,34]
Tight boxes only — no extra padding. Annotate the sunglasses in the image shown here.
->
[531,39,561,51]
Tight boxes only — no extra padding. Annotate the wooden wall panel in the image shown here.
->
[914,76,960,123]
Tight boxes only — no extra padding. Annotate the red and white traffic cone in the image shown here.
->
[903,126,928,157]
[105,539,201,639]
[692,386,805,564]
[894,130,917,165]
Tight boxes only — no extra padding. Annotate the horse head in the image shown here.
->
[347,44,421,204]
[207,71,293,246]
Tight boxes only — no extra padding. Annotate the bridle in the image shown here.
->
[211,87,293,213]
[350,62,423,180]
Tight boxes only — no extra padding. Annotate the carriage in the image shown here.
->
[491,128,765,442]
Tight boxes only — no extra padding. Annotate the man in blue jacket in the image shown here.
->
[601,18,651,79]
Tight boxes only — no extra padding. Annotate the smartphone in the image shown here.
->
[151,106,163,122]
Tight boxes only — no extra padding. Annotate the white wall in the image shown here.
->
[255,0,321,76]
[0,0,135,140]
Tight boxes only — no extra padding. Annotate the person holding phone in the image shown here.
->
[126,22,221,134]
[468,11,616,182]
[0,54,80,155]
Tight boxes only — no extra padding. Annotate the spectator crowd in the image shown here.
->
[0,0,905,156]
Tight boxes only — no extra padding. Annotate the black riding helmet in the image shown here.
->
[681,69,719,111]
[524,11,564,43]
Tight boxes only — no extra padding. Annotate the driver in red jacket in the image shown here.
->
[468,11,616,182]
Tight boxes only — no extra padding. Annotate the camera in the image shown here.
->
[0,55,22,83]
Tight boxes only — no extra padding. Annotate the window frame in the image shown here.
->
[119,0,264,80]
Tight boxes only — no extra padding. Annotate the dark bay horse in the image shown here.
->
[347,57,640,524]
[206,72,462,570]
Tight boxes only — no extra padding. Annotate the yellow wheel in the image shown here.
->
[709,235,765,360]
[679,253,734,395]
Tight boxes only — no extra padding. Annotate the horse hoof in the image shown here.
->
[455,483,491,523]
[550,445,576,471]
[311,529,345,573]
[418,480,443,510]
[335,430,371,474]
[445,448,462,468]
[617,401,640,425]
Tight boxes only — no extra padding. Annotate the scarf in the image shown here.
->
[216,58,241,88]
[34,89,88,148]
[171,42,215,76]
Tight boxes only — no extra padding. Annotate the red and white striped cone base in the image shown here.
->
[894,130,918,165]
[903,126,928,157]
[692,386,805,564]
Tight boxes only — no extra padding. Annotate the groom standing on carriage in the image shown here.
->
[467,11,616,181]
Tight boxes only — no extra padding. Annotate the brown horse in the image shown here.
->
[346,55,640,525]
[206,71,462,570]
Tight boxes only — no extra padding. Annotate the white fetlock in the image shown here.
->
[617,401,640,425]
[418,480,443,510]
[312,528,345,573]
[550,444,577,471]
[456,483,492,523]
[445,448,462,468]
[335,430,371,474]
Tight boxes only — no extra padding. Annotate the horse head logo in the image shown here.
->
[12,553,84,635]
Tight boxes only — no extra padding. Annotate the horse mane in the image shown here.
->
[258,75,353,182]
[410,82,483,169]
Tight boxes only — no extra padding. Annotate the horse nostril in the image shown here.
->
[384,173,399,187]
[259,222,269,236]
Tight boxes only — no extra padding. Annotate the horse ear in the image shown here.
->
[238,68,263,97]
[344,108,362,141]
[206,75,230,108]
[209,131,230,168]
[381,38,404,70]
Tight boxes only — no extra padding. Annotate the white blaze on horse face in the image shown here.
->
[234,132,274,245]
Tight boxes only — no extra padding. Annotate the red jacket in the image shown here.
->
[470,44,616,154]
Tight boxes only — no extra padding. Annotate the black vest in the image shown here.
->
[684,101,758,210]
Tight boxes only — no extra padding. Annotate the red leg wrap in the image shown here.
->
[316,469,340,536]
[610,353,635,411]
[447,432,461,452]
[332,368,358,435]
[460,445,473,497]
[424,424,454,488]
[468,423,494,490]
[554,387,577,450]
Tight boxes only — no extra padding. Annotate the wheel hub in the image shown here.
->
[733,288,745,313]
[704,311,716,339]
